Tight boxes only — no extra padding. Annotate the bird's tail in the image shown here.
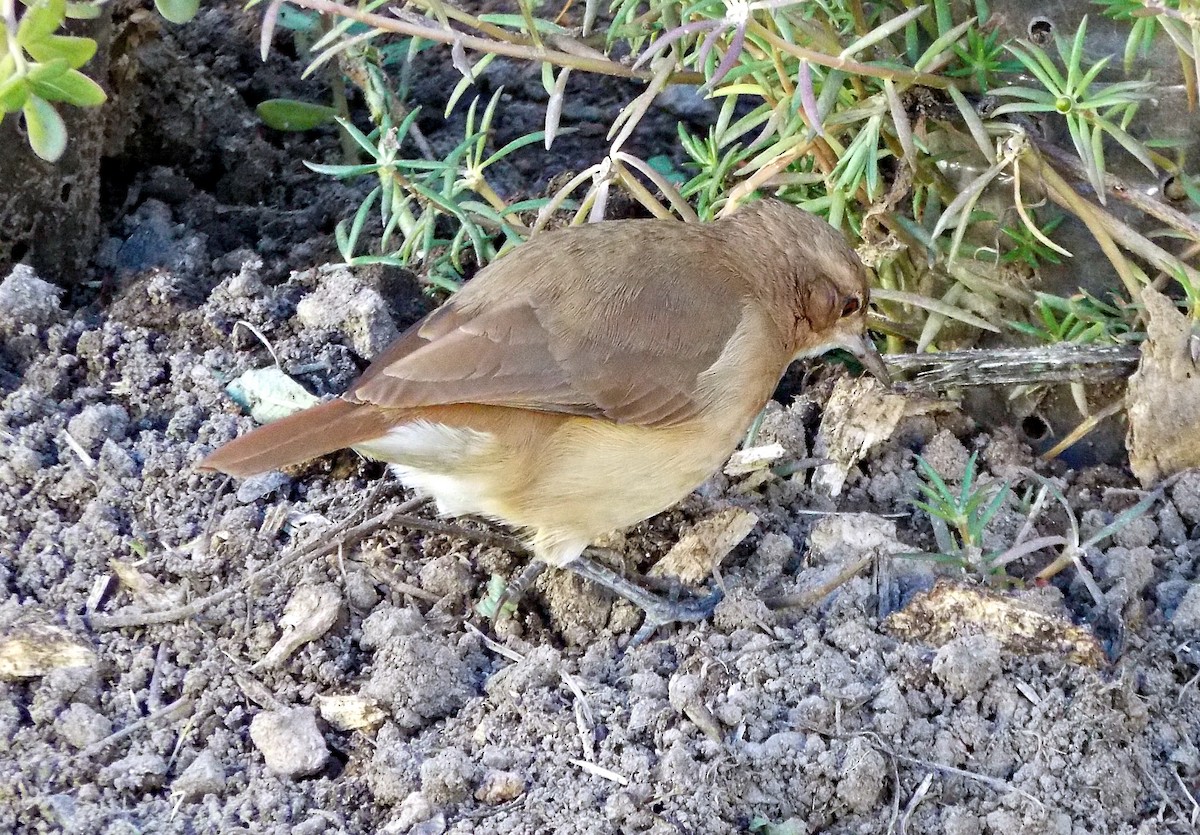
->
[199,399,392,478]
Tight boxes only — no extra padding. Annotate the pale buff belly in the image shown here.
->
[353,410,747,566]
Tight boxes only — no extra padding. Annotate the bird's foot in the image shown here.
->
[562,555,724,646]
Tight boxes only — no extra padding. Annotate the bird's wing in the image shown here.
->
[345,260,749,426]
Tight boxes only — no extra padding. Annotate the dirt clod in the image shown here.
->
[0,265,64,339]
[420,748,476,806]
[474,768,526,804]
[931,633,1003,696]
[55,702,112,750]
[836,736,888,814]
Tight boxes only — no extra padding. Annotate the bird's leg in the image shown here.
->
[483,560,547,622]
[561,554,724,646]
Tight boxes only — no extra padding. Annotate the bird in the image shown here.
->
[200,199,888,637]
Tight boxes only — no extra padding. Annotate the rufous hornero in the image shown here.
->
[201,200,890,640]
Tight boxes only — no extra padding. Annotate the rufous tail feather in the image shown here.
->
[199,399,391,477]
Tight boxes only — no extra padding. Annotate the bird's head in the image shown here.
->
[726,200,889,382]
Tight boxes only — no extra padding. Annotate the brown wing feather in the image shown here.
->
[346,221,751,426]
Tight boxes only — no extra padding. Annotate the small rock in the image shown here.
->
[1157,503,1188,547]
[249,706,329,778]
[411,816,447,835]
[932,634,1002,697]
[1171,583,1200,634]
[55,703,111,750]
[1111,515,1158,550]
[173,749,226,800]
[475,769,525,804]
[344,567,381,611]
[379,791,438,833]
[1171,471,1200,526]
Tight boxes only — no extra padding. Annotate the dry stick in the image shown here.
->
[1038,397,1125,461]
[885,344,1139,391]
[1148,240,1200,307]
[1136,754,1190,824]
[79,697,193,759]
[89,492,428,630]
[366,563,443,603]
[887,750,1043,808]
[763,554,873,610]
[387,512,527,553]
[1025,153,1142,297]
[748,20,953,89]
[897,772,934,835]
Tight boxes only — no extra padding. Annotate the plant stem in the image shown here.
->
[1030,151,1200,292]
[287,0,706,83]
[748,20,956,89]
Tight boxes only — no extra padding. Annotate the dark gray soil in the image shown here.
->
[2,4,1199,834]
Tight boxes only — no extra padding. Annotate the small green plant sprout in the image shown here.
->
[908,459,1067,587]
[304,90,551,291]
[1009,291,1138,345]
[0,0,107,161]
[998,211,1067,269]
[949,21,1024,92]
[1026,472,1164,606]
[909,451,1014,581]
[1094,0,1200,79]
[909,458,1165,592]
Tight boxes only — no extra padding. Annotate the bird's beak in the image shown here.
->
[841,332,891,385]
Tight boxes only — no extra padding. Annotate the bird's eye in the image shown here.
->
[841,296,861,317]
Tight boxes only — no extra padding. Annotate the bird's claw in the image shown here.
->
[562,554,724,646]
[627,586,725,647]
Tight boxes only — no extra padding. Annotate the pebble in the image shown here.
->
[249,706,329,778]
